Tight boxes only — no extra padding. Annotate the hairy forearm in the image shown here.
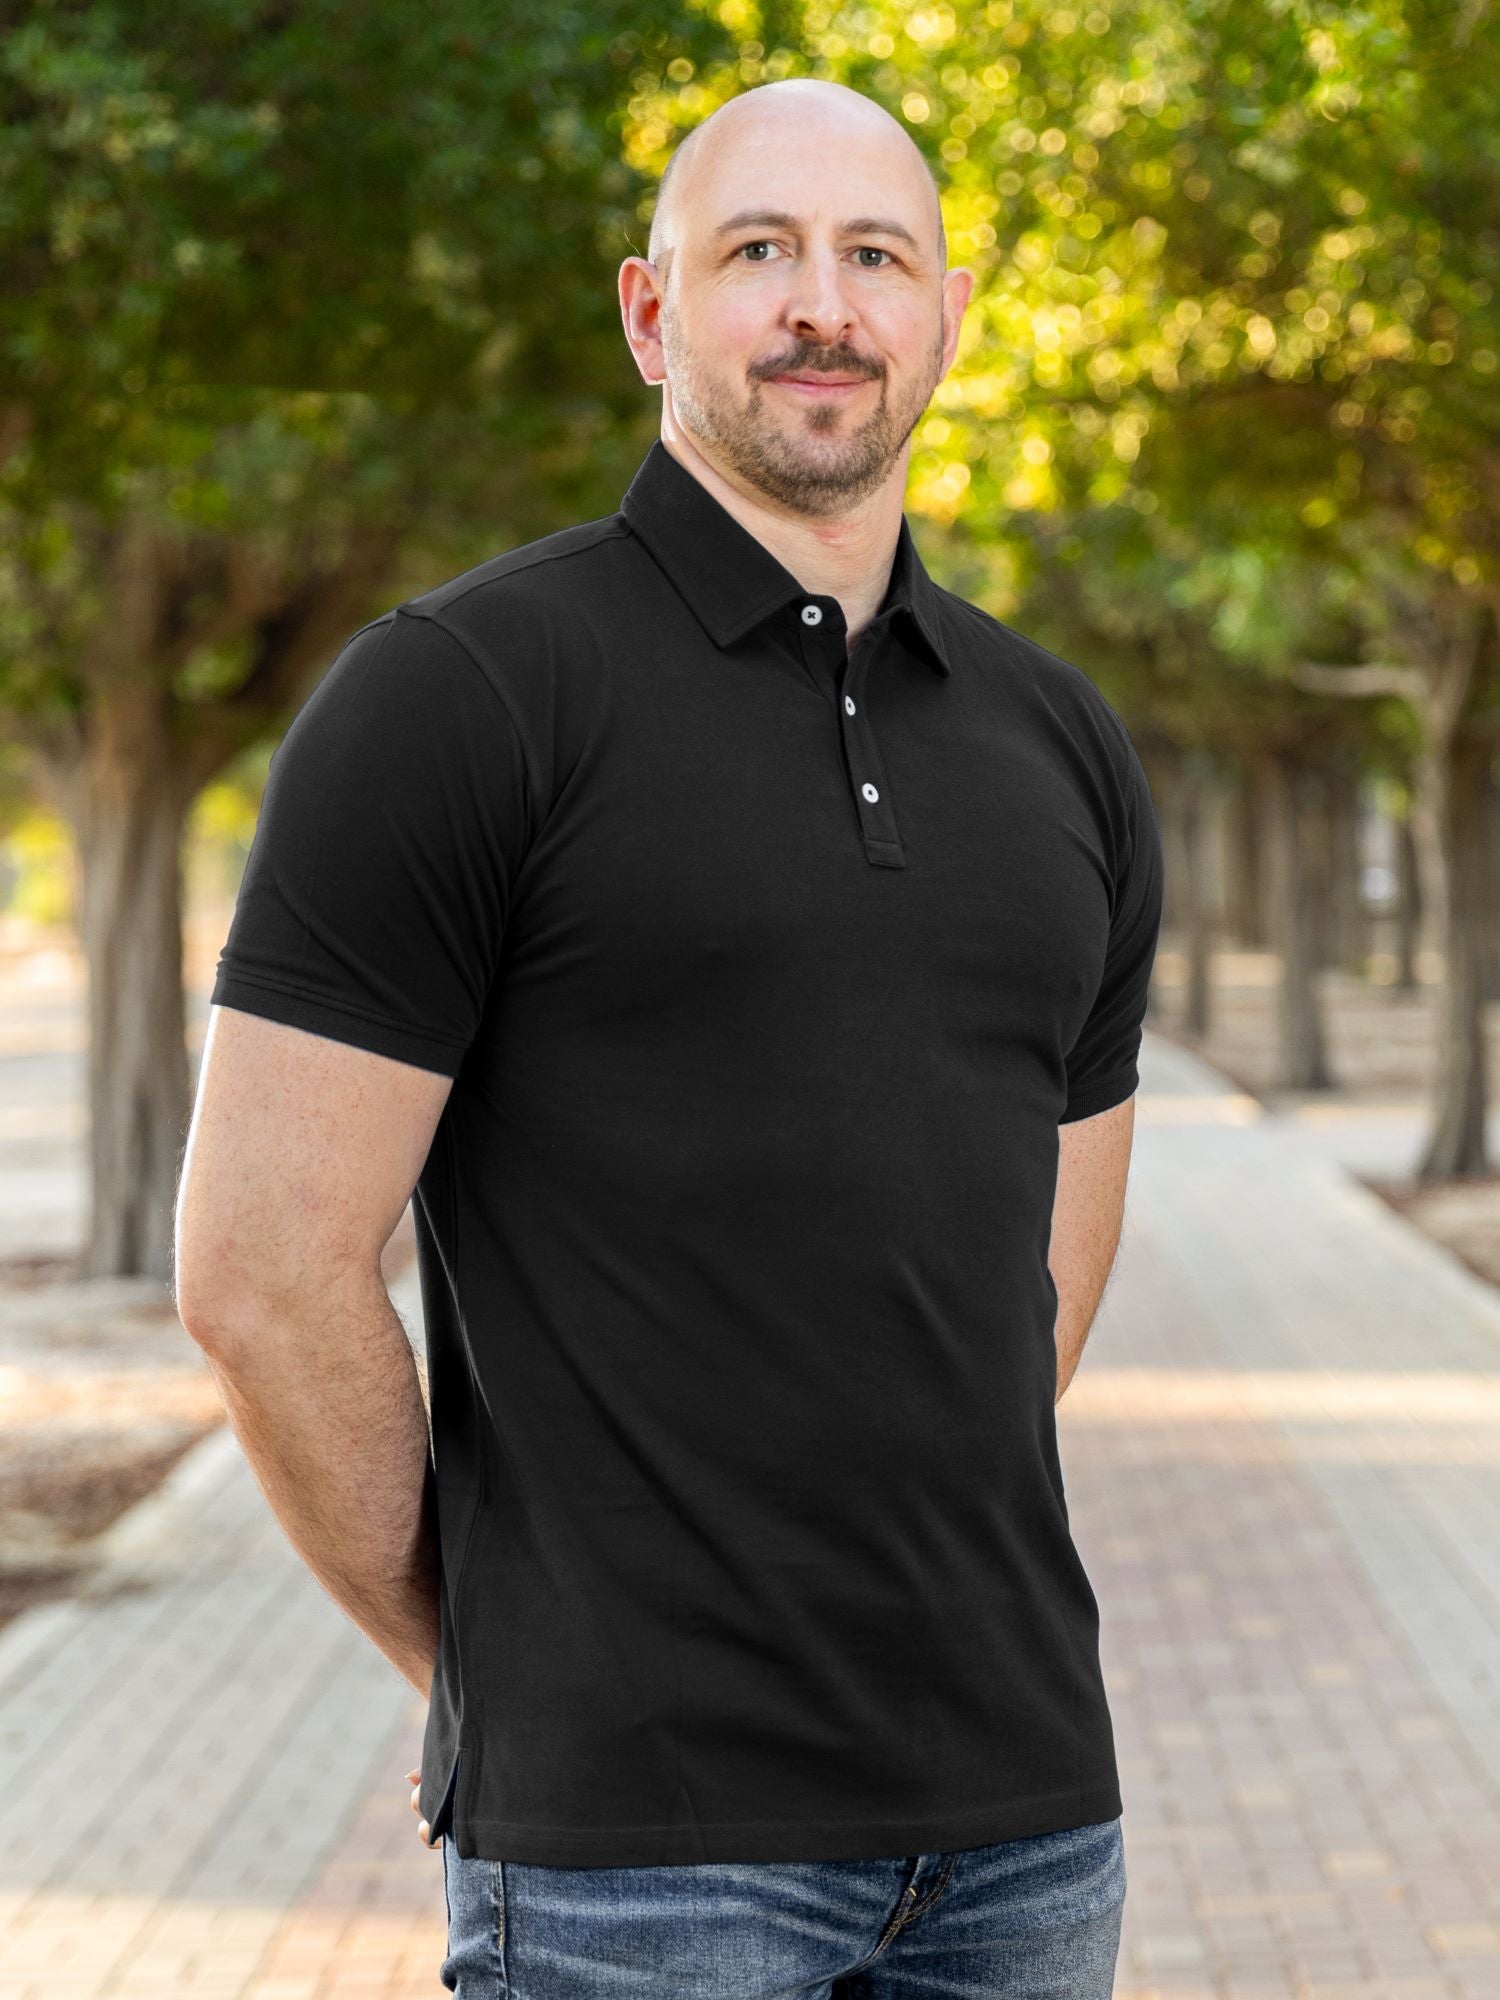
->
[190,1273,440,1699]
[1052,1271,1110,1403]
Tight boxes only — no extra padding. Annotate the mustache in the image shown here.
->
[753,350,883,380]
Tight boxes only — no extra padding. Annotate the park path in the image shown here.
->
[2,1022,1500,1998]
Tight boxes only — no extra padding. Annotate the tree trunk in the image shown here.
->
[14,507,408,1285]
[1305,767,1340,974]
[1283,592,1496,1169]
[1224,755,1266,947]
[63,682,195,1282]
[1483,754,1500,1004]
[1393,794,1421,994]
[1412,730,1491,1179]
[1138,747,1172,1034]
[1176,752,1212,1038]
[1326,764,1365,974]
[1253,753,1281,950]
[1268,751,1334,1092]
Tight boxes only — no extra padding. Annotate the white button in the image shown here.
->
[844,695,856,715]
[801,604,823,625]
[861,782,879,803]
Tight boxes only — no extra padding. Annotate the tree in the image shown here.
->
[0,0,734,1277]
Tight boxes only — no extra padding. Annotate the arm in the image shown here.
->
[1050,715,1163,1400]
[169,610,530,1700]
[175,1003,454,1698]
[1049,1092,1136,1404]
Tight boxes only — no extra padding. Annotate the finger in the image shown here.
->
[411,1781,421,1814]
[419,1816,433,1846]
[406,1768,420,1784]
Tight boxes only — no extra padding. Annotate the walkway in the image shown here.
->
[3,1026,1500,1998]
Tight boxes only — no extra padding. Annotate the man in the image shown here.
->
[175,75,1162,2000]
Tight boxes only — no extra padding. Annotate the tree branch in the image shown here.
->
[179,530,404,789]
[1286,660,1427,702]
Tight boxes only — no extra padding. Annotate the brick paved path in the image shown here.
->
[3,1031,1500,1998]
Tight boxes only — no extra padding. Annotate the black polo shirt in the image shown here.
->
[210,436,1164,1868]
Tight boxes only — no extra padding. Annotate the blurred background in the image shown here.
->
[2,4,1499,1997]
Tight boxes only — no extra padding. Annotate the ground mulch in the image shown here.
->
[0,1208,418,1636]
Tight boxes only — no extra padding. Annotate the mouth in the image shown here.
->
[770,374,873,398]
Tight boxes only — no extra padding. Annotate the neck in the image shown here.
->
[658,416,906,652]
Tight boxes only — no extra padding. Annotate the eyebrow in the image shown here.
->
[710,208,922,253]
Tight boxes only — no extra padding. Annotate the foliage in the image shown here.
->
[5,0,1500,761]
[621,1,1500,739]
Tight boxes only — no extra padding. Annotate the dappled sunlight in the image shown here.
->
[1066,1365,1500,1461]
[0,1885,442,1992]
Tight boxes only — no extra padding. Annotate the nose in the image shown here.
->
[783,246,858,348]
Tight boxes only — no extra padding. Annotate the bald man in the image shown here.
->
[627,80,967,591]
[184,73,1157,2000]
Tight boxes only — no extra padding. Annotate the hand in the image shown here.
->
[407,1765,440,1848]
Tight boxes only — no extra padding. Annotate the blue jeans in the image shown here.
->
[440,1813,1126,1997]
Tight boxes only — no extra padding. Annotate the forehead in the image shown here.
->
[682,114,934,244]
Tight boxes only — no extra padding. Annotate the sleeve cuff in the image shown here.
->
[1060,1065,1139,1124]
[209,971,466,1078]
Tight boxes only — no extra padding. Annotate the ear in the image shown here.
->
[938,265,976,379]
[619,256,668,387]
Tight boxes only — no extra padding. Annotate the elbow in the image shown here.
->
[173,1204,281,1359]
[174,1219,376,1360]
[174,1252,262,1359]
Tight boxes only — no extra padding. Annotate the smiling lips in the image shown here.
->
[771,373,872,396]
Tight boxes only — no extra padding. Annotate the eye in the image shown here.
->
[737,240,782,261]
[854,246,893,267]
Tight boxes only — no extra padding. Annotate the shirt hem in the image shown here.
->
[210,969,466,1076]
[1060,1066,1139,1124]
[453,1779,1124,1867]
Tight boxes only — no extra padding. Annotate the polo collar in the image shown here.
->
[619,439,952,678]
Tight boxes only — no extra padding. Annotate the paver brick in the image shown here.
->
[6,1036,1500,1995]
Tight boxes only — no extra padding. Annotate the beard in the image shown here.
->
[659,309,945,517]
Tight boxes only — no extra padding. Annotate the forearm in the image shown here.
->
[192,1272,440,1699]
[1050,1104,1134,1402]
[1052,1277,1107,1403]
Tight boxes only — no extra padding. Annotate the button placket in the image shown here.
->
[838,633,905,868]
[794,601,907,868]
[793,598,844,717]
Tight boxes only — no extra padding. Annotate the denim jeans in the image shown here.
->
[440,1812,1126,1997]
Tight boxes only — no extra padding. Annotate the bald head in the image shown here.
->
[618,74,973,518]
[646,79,947,283]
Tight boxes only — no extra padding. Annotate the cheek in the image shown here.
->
[868,303,936,367]
[705,295,784,365]
[692,278,807,355]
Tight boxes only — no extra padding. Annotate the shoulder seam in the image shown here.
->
[342,610,399,649]
[432,517,632,617]
[947,593,1134,740]
[392,605,545,805]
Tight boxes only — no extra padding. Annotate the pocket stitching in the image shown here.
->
[494,1858,507,1964]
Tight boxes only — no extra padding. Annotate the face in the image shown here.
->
[625,103,970,517]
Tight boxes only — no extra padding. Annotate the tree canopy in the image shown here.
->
[4,0,1498,1272]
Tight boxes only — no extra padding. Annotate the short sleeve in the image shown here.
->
[1060,737,1164,1123]
[210,608,535,1078]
